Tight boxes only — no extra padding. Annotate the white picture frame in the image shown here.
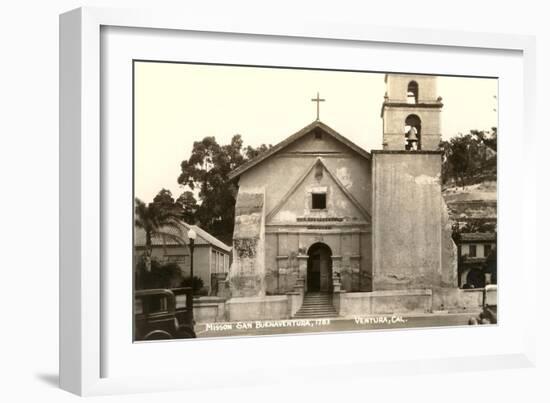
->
[59,6,537,396]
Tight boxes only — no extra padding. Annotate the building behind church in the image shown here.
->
[134,221,231,294]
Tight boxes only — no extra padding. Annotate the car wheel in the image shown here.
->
[176,327,196,339]
[144,330,173,340]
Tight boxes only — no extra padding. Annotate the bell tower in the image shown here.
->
[372,73,457,302]
[381,74,443,150]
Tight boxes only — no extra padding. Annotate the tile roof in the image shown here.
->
[134,221,231,252]
[181,222,232,253]
[462,257,489,265]
[459,232,497,242]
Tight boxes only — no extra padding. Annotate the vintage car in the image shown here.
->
[480,284,497,324]
[468,284,497,325]
[134,288,196,341]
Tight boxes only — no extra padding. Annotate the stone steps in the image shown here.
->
[293,293,338,319]
[294,311,338,318]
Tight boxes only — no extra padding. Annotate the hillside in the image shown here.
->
[440,128,497,225]
[443,180,497,228]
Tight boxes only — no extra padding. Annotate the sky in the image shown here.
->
[134,62,497,202]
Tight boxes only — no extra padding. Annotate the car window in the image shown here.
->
[175,294,187,308]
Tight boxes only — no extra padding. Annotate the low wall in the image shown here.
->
[192,287,488,323]
[339,289,432,317]
[226,295,289,322]
[338,288,485,317]
[287,292,304,317]
[193,296,226,324]
[485,285,497,306]
[459,289,484,310]
[432,288,484,312]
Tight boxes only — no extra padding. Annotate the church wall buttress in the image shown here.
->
[228,188,267,297]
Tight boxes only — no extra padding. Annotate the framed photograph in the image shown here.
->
[60,7,537,396]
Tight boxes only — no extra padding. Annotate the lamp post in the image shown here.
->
[188,228,196,283]
[187,228,196,321]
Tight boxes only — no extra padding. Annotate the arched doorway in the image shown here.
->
[465,268,486,289]
[307,243,332,293]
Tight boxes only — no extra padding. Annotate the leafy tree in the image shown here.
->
[244,143,271,160]
[471,127,497,175]
[152,188,178,210]
[442,134,478,188]
[176,191,199,224]
[150,188,199,223]
[471,127,497,152]
[440,128,497,187]
[134,197,186,271]
[177,135,271,244]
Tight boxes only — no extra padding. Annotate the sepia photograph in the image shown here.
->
[132,61,498,341]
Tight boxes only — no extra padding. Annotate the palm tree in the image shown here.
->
[134,198,186,272]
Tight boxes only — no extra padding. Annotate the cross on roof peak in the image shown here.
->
[311,92,325,121]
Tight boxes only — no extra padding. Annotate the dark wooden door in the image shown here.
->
[307,255,321,292]
[320,253,330,292]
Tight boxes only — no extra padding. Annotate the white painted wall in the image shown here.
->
[460,242,496,257]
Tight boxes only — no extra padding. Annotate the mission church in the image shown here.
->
[220,74,466,320]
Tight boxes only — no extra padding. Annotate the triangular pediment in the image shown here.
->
[266,157,371,223]
[228,121,371,180]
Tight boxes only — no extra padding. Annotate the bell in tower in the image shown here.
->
[405,125,419,150]
[380,74,443,151]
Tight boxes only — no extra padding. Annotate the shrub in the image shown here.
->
[135,256,182,289]
[180,276,204,293]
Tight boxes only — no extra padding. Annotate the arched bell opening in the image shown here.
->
[404,114,422,150]
[407,80,419,104]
